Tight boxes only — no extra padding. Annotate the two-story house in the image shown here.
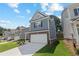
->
[3,11,57,45]
[61,3,79,48]
[26,11,57,45]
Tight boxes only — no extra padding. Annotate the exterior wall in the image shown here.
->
[62,3,79,46]
[19,32,25,39]
[26,33,30,40]
[31,11,47,21]
[19,27,30,39]
[31,17,49,31]
[72,21,79,45]
[49,17,57,40]
[61,7,74,40]
[68,3,79,19]
[63,18,73,39]
[3,31,15,40]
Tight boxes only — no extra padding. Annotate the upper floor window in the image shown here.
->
[36,21,41,26]
[34,23,36,28]
[40,21,43,27]
[74,8,79,16]
[33,21,43,28]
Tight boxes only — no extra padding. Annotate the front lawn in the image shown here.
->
[33,33,73,56]
[33,40,72,56]
[0,41,18,52]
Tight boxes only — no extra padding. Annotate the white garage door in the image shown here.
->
[31,33,47,43]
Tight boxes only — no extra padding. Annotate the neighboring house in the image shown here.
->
[3,26,27,41]
[61,3,79,48]
[26,11,57,45]
[16,26,27,39]
[3,30,15,40]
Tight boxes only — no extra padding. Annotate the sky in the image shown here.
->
[0,3,70,29]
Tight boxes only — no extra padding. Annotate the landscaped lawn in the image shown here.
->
[33,40,72,56]
[0,41,18,52]
[33,34,73,56]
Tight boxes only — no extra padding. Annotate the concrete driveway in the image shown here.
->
[0,42,46,56]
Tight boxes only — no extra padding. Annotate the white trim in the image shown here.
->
[25,32,26,39]
[27,30,49,34]
[74,24,79,44]
[48,16,51,41]
[30,16,49,23]
[67,8,71,19]
[71,20,79,45]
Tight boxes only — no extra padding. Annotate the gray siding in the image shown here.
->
[20,27,30,39]
[49,18,57,40]
[31,19,48,31]
[20,32,25,39]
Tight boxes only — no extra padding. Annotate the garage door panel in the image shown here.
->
[31,33,47,43]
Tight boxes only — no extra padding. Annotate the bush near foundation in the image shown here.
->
[16,39,25,46]
[76,48,79,55]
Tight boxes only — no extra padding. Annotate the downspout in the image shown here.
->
[48,16,51,45]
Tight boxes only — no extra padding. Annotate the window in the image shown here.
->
[77,24,79,35]
[36,21,41,26]
[40,21,43,27]
[74,8,79,16]
[34,23,36,28]
[74,9,78,16]
[77,28,79,35]
[33,21,41,28]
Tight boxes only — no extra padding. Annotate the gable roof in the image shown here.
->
[30,11,48,21]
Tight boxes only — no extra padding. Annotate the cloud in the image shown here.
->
[26,9,31,14]
[14,9,20,13]
[40,3,49,11]
[41,3,48,7]
[49,3,64,11]
[0,20,11,28]
[26,23,30,27]
[57,16,61,19]
[7,3,20,14]
[0,20,11,24]
[7,3,19,8]
[40,3,64,15]
[45,12,53,15]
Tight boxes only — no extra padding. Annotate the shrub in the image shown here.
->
[16,39,25,46]
[76,48,79,55]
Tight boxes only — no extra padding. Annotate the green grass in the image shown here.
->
[33,40,72,56]
[52,40,72,56]
[0,36,3,38]
[33,34,72,56]
[0,42,18,52]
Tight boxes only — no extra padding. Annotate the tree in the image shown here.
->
[0,26,7,36]
[54,17,62,32]
[50,15,62,33]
